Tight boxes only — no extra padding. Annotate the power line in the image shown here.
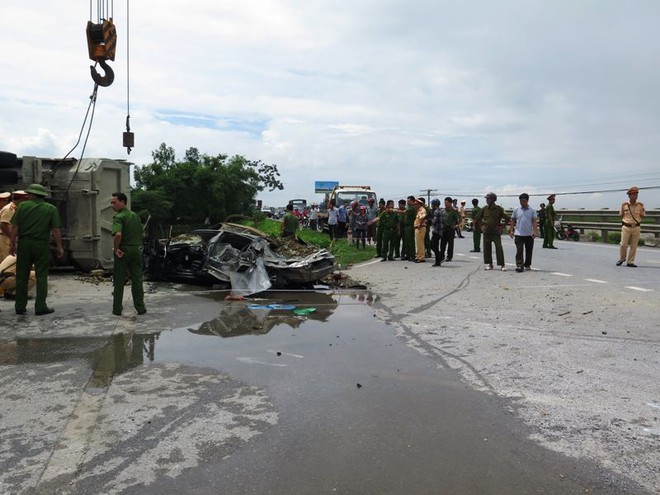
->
[386,184,660,201]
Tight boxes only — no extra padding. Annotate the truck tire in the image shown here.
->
[0,151,18,168]
[0,170,19,185]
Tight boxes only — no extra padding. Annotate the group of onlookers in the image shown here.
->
[329,187,647,271]
[283,186,647,271]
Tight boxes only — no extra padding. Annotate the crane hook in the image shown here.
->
[90,59,115,87]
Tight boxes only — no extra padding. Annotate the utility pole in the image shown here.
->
[420,189,438,205]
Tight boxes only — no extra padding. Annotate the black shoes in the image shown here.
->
[35,308,54,316]
[627,263,637,268]
[515,267,524,273]
[616,260,624,266]
[431,262,442,267]
[16,308,27,315]
[469,249,480,253]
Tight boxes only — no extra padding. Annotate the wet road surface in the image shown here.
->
[0,280,652,494]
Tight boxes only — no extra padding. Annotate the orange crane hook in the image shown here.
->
[90,59,115,87]
[86,19,117,87]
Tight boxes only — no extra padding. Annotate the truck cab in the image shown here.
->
[318,185,377,231]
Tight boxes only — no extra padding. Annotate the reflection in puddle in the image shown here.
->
[0,289,376,386]
[0,333,160,388]
[191,290,340,338]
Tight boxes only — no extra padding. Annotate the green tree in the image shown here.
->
[132,143,284,227]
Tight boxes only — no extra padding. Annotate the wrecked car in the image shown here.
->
[143,223,336,292]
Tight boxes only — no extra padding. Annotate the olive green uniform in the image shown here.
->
[281,213,298,237]
[11,198,61,314]
[403,206,416,261]
[393,208,404,257]
[475,204,508,267]
[112,207,146,315]
[471,205,482,252]
[543,203,556,248]
[375,206,385,257]
[378,209,399,260]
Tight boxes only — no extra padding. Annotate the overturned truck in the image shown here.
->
[143,223,336,292]
[0,151,131,271]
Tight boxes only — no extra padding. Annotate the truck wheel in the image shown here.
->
[0,152,18,168]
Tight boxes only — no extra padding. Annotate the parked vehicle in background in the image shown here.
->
[260,207,275,218]
[555,216,580,241]
[317,185,378,232]
[289,198,307,211]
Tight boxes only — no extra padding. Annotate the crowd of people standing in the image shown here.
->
[317,186,647,271]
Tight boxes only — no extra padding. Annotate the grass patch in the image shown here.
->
[326,238,377,266]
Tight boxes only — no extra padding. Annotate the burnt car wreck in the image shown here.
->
[143,223,336,293]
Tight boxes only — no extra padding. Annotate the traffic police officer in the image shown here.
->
[9,183,64,315]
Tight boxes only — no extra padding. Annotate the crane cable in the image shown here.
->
[61,0,115,191]
[64,83,101,195]
[124,0,134,154]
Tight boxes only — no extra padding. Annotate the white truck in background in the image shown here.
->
[317,185,378,232]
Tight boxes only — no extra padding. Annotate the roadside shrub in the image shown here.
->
[587,231,601,242]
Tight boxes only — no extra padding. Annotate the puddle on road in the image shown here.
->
[1,288,642,494]
[0,289,379,387]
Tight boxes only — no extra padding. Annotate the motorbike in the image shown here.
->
[554,216,580,241]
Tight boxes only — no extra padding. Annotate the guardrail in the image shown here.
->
[562,221,660,243]
[552,209,660,244]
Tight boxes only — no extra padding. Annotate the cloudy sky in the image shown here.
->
[1,0,659,210]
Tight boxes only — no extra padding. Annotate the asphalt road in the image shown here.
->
[0,235,657,494]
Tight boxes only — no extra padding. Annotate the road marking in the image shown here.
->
[625,286,653,292]
[585,278,608,284]
[551,272,573,277]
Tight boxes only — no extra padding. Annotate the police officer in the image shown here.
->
[376,200,399,261]
[470,198,482,253]
[543,194,557,249]
[9,184,64,315]
[111,192,147,316]
[439,197,459,262]
[403,196,417,261]
[394,199,406,259]
[474,192,509,270]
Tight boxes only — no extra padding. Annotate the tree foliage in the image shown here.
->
[132,143,284,227]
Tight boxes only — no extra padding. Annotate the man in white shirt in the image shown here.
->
[509,193,538,272]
